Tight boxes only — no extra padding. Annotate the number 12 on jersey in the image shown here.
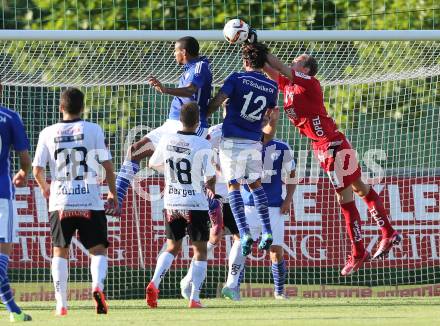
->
[240,91,267,122]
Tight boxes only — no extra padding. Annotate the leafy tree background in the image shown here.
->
[1,0,439,30]
[1,0,439,171]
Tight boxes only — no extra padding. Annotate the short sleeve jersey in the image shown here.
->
[0,106,30,199]
[278,70,342,143]
[32,119,111,212]
[242,139,296,207]
[149,131,215,210]
[221,71,278,141]
[168,57,213,128]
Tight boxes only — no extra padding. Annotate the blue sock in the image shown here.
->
[0,254,21,314]
[228,190,249,236]
[271,260,286,295]
[251,186,272,234]
[116,160,140,208]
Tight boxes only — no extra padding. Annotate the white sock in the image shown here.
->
[91,255,108,291]
[51,257,68,310]
[151,252,174,288]
[207,241,216,259]
[226,240,246,288]
[183,242,216,284]
[181,260,194,284]
[190,260,207,301]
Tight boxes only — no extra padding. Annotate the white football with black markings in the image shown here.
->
[223,19,249,44]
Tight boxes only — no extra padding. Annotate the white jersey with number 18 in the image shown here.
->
[32,119,111,212]
[149,131,215,210]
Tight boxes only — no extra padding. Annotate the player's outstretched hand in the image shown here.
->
[105,195,121,216]
[40,184,50,199]
[12,170,27,187]
[246,28,258,44]
[280,198,292,215]
[266,106,280,121]
[147,76,165,93]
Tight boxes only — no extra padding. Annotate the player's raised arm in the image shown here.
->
[245,28,285,81]
[266,52,319,90]
[262,62,280,82]
[207,91,228,116]
[148,76,199,97]
[265,53,293,80]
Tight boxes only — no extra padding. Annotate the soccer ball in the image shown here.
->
[223,19,249,44]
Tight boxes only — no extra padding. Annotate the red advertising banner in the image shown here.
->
[11,177,440,270]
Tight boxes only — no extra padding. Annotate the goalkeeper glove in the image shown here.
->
[246,28,258,44]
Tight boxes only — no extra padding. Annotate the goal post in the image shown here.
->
[2,30,440,303]
[1,29,440,40]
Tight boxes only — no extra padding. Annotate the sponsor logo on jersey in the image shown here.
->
[285,107,297,120]
[166,144,190,154]
[54,134,84,143]
[56,126,82,136]
[242,79,275,93]
[270,151,281,161]
[284,86,295,103]
[312,116,325,137]
[0,115,6,123]
[295,71,311,79]
[173,140,190,147]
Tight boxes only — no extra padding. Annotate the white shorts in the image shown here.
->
[245,206,285,246]
[219,138,262,183]
[145,119,208,148]
[0,199,19,243]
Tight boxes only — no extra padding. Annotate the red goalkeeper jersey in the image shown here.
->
[278,70,342,143]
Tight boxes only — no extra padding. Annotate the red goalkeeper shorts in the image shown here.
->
[312,136,362,192]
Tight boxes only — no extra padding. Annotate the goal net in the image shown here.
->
[2,30,440,303]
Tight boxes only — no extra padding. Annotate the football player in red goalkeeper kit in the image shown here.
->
[247,30,401,276]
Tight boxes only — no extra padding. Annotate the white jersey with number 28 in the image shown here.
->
[32,119,111,212]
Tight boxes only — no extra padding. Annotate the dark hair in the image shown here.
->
[242,42,269,69]
[61,88,84,115]
[176,36,199,57]
[180,102,199,127]
[301,54,319,76]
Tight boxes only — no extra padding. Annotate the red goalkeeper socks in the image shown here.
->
[340,201,365,258]
[363,188,395,238]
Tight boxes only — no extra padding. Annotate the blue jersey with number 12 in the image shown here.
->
[221,71,278,141]
[0,106,30,200]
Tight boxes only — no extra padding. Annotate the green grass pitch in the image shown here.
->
[5,297,440,326]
